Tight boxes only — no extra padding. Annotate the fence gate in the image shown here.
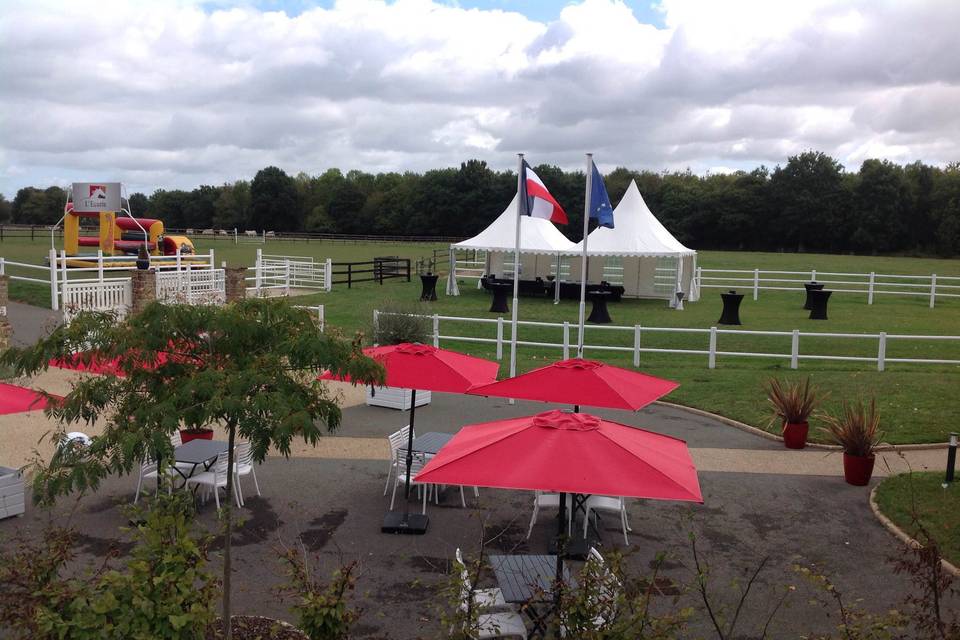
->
[62,278,132,323]
[252,251,332,294]
[156,268,226,305]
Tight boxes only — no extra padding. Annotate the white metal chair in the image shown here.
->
[232,441,261,506]
[185,451,241,510]
[526,491,572,539]
[455,548,508,611]
[388,450,430,514]
[133,458,160,504]
[583,496,631,545]
[168,433,196,478]
[383,425,413,495]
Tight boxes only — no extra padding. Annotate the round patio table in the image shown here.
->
[488,282,511,313]
[718,290,744,325]
[808,289,832,320]
[419,274,439,301]
[803,282,825,310]
[587,291,613,324]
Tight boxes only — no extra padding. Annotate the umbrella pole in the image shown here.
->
[382,388,429,534]
[555,492,567,612]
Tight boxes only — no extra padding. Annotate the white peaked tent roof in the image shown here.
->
[571,180,695,257]
[453,193,576,255]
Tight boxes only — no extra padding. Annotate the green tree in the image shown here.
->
[127,192,149,216]
[769,151,850,252]
[12,186,65,225]
[1,299,383,639]
[212,181,251,230]
[250,166,300,232]
[0,193,12,223]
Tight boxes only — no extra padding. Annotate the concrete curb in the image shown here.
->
[654,401,949,451]
[868,483,960,577]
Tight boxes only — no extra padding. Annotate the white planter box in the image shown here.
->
[366,386,431,411]
[0,466,25,519]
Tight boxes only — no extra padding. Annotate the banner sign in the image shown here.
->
[72,182,122,213]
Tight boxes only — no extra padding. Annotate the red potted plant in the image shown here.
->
[766,376,821,449]
[179,425,214,443]
[819,399,882,486]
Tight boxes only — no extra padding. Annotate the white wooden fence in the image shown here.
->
[62,278,132,323]
[374,310,960,372]
[156,268,226,305]
[696,267,960,307]
[248,250,332,295]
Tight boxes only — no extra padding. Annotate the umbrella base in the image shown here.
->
[381,512,429,535]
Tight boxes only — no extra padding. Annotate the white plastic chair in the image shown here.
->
[168,433,196,478]
[185,451,241,510]
[455,548,508,611]
[232,441,261,506]
[526,491,572,539]
[583,496,631,545]
[64,431,92,447]
[133,458,160,504]
[383,425,412,495]
[388,450,430,514]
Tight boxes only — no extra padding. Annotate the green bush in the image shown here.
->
[372,302,432,346]
[279,548,359,640]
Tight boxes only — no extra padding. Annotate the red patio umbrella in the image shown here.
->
[0,382,57,415]
[320,342,499,534]
[415,409,702,584]
[466,358,678,412]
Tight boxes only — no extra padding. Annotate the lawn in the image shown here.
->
[873,472,960,568]
[3,238,960,443]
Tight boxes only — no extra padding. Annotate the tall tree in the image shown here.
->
[0,193,12,223]
[250,166,299,232]
[212,181,251,230]
[769,151,849,252]
[852,159,910,253]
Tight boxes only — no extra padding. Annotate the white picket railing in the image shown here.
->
[695,267,960,307]
[248,249,331,294]
[156,268,225,305]
[62,278,132,323]
[373,310,960,372]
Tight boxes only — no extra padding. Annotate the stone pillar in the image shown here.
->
[130,269,157,315]
[224,267,248,303]
[0,275,10,350]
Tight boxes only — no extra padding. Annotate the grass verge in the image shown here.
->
[873,471,960,568]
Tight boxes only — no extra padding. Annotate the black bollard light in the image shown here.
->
[946,432,957,483]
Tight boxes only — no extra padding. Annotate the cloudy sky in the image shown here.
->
[1,0,958,196]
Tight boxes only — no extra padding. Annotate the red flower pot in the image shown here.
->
[782,421,809,449]
[842,453,875,486]
[180,429,214,443]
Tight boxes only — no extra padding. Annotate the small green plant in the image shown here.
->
[372,302,432,346]
[818,398,883,456]
[765,376,821,427]
[278,545,360,640]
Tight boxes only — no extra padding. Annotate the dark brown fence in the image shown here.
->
[331,257,411,288]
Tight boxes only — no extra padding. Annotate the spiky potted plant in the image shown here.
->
[765,377,821,449]
[819,398,882,486]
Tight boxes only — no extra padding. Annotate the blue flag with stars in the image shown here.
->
[589,162,614,229]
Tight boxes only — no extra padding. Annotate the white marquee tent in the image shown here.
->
[567,180,699,304]
[446,194,576,296]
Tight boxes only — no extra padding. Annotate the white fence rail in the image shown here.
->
[248,249,332,294]
[373,310,960,372]
[62,278,132,323]
[696,267,960,307]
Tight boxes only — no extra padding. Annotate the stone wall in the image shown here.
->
[225,267,248,302]
[130,269,157,315]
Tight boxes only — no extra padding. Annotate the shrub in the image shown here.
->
[765,376,821,427]
[818,398,883,456]
[278,547,360,640]
[372,302,432,346]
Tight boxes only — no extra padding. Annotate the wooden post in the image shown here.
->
[496,317,504,360]
[633,324,641,367]
[868,272,875,305]
[791,329,799,369]
[432,314,440,348]
[753,269,759,300]
[708,326,717,369]
[930,274,937,308]
[877,332,887,372]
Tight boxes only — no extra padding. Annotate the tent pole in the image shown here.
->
[510,154,523,380]
[554,252,561,304]
[577,154,593,357]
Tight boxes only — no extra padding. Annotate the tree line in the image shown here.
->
[4,151,960,256]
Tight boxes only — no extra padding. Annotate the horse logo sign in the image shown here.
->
[72,182,122,212]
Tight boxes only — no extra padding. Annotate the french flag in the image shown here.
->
[519,160,568,225]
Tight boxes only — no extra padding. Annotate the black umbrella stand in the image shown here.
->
[382,388,430,534]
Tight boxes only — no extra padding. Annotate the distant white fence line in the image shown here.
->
[373,310,960,372]
[695,267,960,307]
[248,249,332,295]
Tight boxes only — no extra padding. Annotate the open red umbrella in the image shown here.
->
[466,358,678,412]
[321,342,499,534]
[415,409,701,584]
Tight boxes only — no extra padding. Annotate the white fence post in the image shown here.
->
[708,326,717,369]
[868,272,875,305]
[562,321,570,360]
[695,266,702,294]
[372,310,380,345]
[97,250,104,283]
[210,248,215,271]
[432,314,440,348]
[234,228,238,244]
[60,250,68,312]
[753,269,759,300]
[325,258,332,292]
[877,331,887,372]
[496,317,504,360]
[811,269,817,282]
[791,329,799,369]
[255,248,262,294]
[930,274,937,308]
[284,259,291,295]
[49,248,59,310]
[633,324,641,367]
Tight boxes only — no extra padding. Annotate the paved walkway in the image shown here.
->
[6,301,59,347]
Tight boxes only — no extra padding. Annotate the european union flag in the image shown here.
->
[589,162,614,229]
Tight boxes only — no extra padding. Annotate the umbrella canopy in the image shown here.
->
[415,409,702,502]
[321,343,500,393]
[466,358,678,411]
[0,382,56,415]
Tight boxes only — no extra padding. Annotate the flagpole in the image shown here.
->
[510,153,523,380]
[576,153,593,358]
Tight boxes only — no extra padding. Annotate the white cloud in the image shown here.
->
[0,0,958,196]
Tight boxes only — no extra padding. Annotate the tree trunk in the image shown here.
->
[223,424,237,640]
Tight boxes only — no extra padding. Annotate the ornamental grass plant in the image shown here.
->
[818,398,883,457]
[765,376,821,428]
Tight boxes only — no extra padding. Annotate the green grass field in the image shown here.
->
[874,472,960,567]
[3,237,959,443]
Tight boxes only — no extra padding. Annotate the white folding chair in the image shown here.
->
[232,441,261,506]
[583,496,631,545]
[455,548,508,611]
[185,451,241,510]
[383,425,412,495]
[389,450,430,514]
[526,491,572,539]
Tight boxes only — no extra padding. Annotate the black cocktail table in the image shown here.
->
[803,282,825,310]
[808,289,832,320]
[587,291,612,324]
[488,282,511,313]
[718,290,744,325]
[419,274,439,301]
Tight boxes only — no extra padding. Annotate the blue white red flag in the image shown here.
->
[589,161,614,229]
[519,161,568,224]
